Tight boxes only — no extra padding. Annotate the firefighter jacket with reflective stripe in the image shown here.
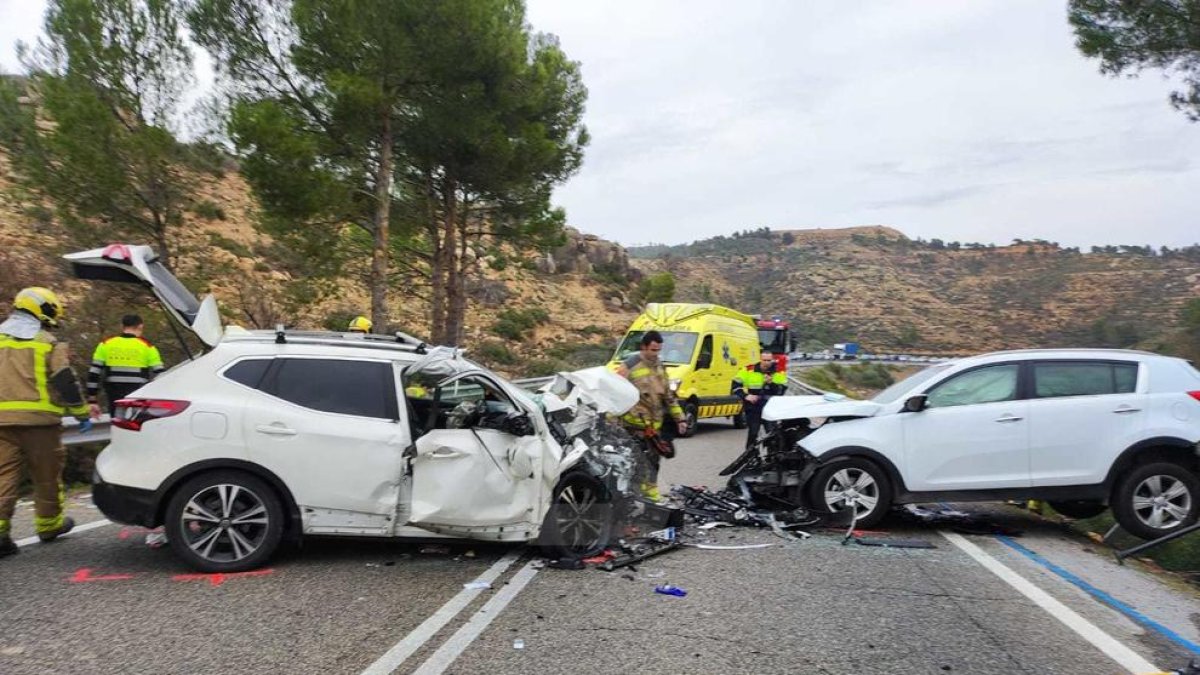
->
[0,328,90,426]
[86,334,164,401]
[620,356,684,430]
[733,363,787,400]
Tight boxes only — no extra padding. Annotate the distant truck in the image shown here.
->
[833,342,860,360]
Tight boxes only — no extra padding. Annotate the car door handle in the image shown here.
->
[255,424,296,436]
[994,415,1023,423]
[1112,407,1142,414]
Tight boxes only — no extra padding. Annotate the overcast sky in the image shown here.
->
[4,1,1198,249]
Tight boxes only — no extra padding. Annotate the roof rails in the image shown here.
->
[251,325,433,354]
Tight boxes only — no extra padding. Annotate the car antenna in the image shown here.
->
[275,324,287,344]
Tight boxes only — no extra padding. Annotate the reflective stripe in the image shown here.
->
[0,338,62,414]
[0,519,9,536]
[629,367,652,379]
[33,485,66,534]
[105,375,149,384]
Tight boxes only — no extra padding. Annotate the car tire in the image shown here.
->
[541,473,613,560]
[1112,462,1200,540]
[731,411,747,429]
[165,470,285,573]
[1047,500,1107,520]
[681,401,699,438]
[807,458,892,528]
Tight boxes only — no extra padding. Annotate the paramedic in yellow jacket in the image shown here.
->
[1,288,98,558]
[616,331,688,499]
[86,314,165,415]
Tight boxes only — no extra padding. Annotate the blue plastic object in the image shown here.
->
[77,418,93,434]
[654,584,687,597]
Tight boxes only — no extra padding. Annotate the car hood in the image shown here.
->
[762,395,884,422]
[538,367,639,440]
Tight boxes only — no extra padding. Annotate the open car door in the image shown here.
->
[404,362,548,540]
[64,244,223,348]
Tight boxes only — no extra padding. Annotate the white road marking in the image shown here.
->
[940,531,1159,674]
[359,550,523,675]
[15,518,112,547]
[411,560,541,675]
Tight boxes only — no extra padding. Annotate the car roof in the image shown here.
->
[218,328,424,362]
[957,348,1170,367]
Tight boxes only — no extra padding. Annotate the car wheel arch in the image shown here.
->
[1102,437,1200,493]
[815,446,908,495]
[152,459,302,538]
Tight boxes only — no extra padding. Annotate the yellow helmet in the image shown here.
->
[347,315,373,333]
[13,287,64,327]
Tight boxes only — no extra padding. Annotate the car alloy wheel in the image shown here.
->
[544,474,612,558]
[180,483,271,564]
[1131,474,1192,531]
[165,470,285,572]
[822,467,880,521]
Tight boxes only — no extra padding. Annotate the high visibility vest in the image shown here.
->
[87,334,164,400]
[0,333,89,421]
[734,364,787,398]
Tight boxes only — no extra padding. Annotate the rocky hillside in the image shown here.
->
[631,226,1200,355]
[0,147,641,378]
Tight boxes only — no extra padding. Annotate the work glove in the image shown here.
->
[77,418,94,434]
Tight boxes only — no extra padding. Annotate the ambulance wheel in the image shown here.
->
[681,401,699,438]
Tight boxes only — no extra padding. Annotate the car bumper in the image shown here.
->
[92,472,159,527]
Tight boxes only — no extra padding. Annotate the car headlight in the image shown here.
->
[669,379,681,391]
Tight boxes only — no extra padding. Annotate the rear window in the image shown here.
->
[266,358,396,419]
[1033,362,1138,398]
[223,358,272,389]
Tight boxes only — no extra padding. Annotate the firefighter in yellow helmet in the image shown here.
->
[1,288,98,558]
[347,316,373,333]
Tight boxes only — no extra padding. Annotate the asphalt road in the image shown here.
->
[4,420,1200,674]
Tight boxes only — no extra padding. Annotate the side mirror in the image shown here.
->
[502,411,536,436]
[903,395,928,413]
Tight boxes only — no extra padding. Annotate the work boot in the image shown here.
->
[0,536,18,558]
[38,516,75,543]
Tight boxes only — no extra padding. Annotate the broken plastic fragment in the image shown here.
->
[512,639,525,650]
[463,580,492,590]
[688,543,774,550]
[654,584,687,597]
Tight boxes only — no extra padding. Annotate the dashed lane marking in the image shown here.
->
[359,549,523,675]
[941,531,1158,674]
[411,560,542,675]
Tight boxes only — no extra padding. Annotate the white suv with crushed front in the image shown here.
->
[740,349,1200,539]
[67,245,645,572]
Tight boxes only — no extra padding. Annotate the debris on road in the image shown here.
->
[855,537,937,549]
[462,580,492,590]
[687,543,775,551]
[512,638,525,650]
[419,545,451,555]
[900,504,1023,537]
[654,584,687,597]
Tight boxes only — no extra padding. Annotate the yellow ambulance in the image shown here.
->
[609,303,761,436]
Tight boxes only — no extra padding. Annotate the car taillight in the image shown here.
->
[1189,391,1200,403]
[112,399,190,431]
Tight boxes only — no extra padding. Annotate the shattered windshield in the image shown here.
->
[872,363,952,404]
[613,331,698,365]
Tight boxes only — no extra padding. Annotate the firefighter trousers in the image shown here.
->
[0,425,67,538]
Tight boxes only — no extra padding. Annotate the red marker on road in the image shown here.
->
[69,568,135,583]
[172,569,275,587]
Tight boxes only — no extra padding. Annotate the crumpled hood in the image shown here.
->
[762,395,883,422]
[549,366,639,415]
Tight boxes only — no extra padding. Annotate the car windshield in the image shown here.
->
[872,363,952,404]
[613,330,699,365]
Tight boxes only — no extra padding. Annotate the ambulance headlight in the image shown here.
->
[669,379,681,391]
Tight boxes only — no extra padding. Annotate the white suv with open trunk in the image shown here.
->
[68,245,648,572]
